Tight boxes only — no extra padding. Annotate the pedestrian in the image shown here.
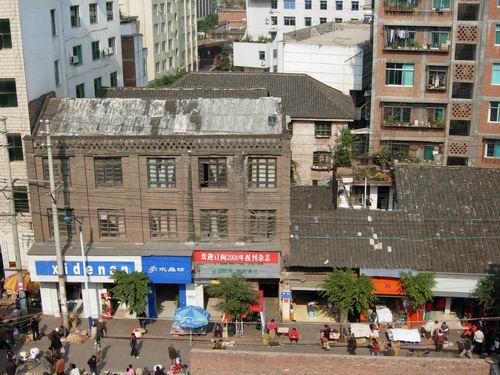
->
[473,329,485,355]
[288,328,299,343]
[347,333,357,355]
[130,332,139,358]
[267,319,277,340]
[138,312,147,334]
[384,342,395,356]
[370,338,381,356]
[54,356,65,375]
[87,355,97,375]
[69,363,81,375]
[370,310,377,323]
[459,335,473,359]
[168,344,177,365]
[213,323,222,338]
[434,329,445,352]
[30,317,40,341]
[321,325,331,351]
[59,325,68,338]
[441,322,449,341]
[0,329,11,351]
[50,330,63,357]
[126,364,135,375]
[154,366,165,375]
[5,358,16,375]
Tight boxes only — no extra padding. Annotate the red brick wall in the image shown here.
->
[190,349,491,375]
[121,36,137,87]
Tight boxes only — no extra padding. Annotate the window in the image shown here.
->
[98,209,126,238]
[452,82,473,99]
[155,62,160,73]
[7,134,23,161]
[168,39,173,49]
[154,23,159,34]
[50,9,57,36]
[200,209,228,240]
[249,210,277,241]
[89,3,98,24]
[284,0,296,9]
[0,19,12,49]
[432,0,450,9]
[385,63,414,86]
[496,25,500,45]
[199,158,227,188]
[284,17,296,26]
[42,158,71,184]
[13,187,29,213]
[75,83,85,98]
[70,5,80,27]
[48,208,75,239]
[315,122,332,137]
[427,107,445,126]
[312,151,332,170]
[169,57,173,67]
[320,0,327,9]
[162,41,166,51]
[455,44,476,60]
[110,71,118,87]
[335,17,343,22]
[106,2,114,21]
[94,77,102,95]
[150,209,177,239]
[92,41,100,60]
[259,51,266,60]
[427,66,447,90]
[95,157,123,188]
[271,0,278,8]
[0,79,18,107]
[147,158,176,188]
[305,17,312,26]
[273,65,278,72]
[336,1,343,10]
[72,45,83,65]
[273,49,278,58]
[248,157,277,188]
[161,22,166,33]
[352,1,359,10]
[383,105,412,125]
[424,145,434,161]
[449,120,470,136]
[493,64,500,85]
[489,102,500,122]
[318,17,327,23]
[305,0,312,9]
[431,31,449,49]
[159,4,165,14]
[271,16,278,25]
[154,43,159,54]
[108,37,115,54]
[153,4,158,14]
[485,140,500,158]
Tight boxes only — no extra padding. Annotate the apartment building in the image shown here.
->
[0,0,122,275]
[25,94,290,318]
[120,0,198,80]
[197,0,218,19]
[370,0,500,167]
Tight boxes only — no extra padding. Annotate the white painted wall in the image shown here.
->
[233,41,274,69]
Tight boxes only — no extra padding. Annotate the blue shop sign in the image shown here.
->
[142,256,191,284]
[35,260,136,277]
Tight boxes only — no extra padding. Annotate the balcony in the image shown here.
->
[383,27,451,53]
[382,104,447,129]
[384,0,418,12]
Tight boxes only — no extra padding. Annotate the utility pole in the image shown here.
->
[44,119,69,328]
[0,117,27,315]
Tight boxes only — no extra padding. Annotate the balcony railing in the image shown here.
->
[384,28,451,52]
[382,105,447,129]
[382,119,445,128]
[384,0,418,11]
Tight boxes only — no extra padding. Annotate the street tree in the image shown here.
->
[111,271,150,315]
[320,269,375,318]
[400,272,435,311]
[475,272,500,314]
[207,274,258,320]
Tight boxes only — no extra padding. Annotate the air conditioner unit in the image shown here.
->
[70,55,79,65]
[106,47,114,55]
[260,60,266,66]
[101,49,108,57]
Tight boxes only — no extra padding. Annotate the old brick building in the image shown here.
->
[25,95,290,319]
[370,0,500,167]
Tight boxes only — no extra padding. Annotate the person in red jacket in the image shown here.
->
[289,328,299,343]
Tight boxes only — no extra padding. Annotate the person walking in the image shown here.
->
[459,335,473,359]
[130,333,139,358]
[473,329,485,355]
[69,363,81,375]
[347,333,357,355]
[87,354,98,375]
[434,329,445,352]
[50,330,63,357]
[321,325,331,351]
[30,317,40,341]
[267,319,277,340]
[54,356,65,375]
[168,344,177,365]
[441,322,449,341]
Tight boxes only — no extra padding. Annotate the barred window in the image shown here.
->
[48,208,74,239]
[199,158,227,188]
[200,209,228,240]
[7,134,22,161]
[249,210,277,241]
[43,158,71,185]
[248,157,277,188]
[150,209,177,239]
[98,209,126,238]
[315,122,332,138]
[147,158,176,188]
[95,157,123,188]
[312,151,333,170]
[13,186,29,213]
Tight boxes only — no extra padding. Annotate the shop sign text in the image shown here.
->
[193,251,279,264]
[35,260,135,277]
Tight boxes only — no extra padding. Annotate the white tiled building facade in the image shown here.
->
[120,0,198,80]
[0,0,123,273]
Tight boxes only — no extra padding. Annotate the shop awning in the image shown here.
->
[371,277,402,295]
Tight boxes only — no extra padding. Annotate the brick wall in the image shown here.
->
[121,36,137,87]
[189,349,491,375]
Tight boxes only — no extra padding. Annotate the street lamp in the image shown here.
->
[63,215,92,329]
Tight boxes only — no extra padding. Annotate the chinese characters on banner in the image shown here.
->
[193,251,279,264]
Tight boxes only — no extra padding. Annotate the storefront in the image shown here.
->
[28,255,141,318]
[142,256,199,318]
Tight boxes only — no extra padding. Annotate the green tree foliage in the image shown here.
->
[320,269,375,316]
[215,44,233,71]
[111,271,150,315]
[331,128,360,168]
[475,272,500,314]
[198,14,219,33]
[399,272,436,309]
[206,274,258,319]
[149,71,185,88]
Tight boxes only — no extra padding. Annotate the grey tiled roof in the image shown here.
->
[170,72,354,120]
[287,165,500,274]
[99,87,270,99]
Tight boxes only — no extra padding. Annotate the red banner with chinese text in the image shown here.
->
[193,251,279,264]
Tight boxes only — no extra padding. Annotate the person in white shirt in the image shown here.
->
[473,329,485,354]
[69,363,81,375]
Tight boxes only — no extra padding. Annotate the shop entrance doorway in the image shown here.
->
[155,284,179,318]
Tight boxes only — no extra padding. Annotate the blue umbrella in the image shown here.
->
[173,305,210,329]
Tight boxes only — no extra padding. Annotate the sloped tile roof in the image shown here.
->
[98,87,270,99]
